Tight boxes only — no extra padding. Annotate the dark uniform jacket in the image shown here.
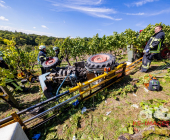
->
[144,30,165,53]
[55,50,60,57]
[38,51,49,65]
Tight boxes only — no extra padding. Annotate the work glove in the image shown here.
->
[145,49,150,53]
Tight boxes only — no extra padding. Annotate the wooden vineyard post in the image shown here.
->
[0,86,19,108]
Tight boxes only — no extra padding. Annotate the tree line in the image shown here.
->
[0,30,65,46]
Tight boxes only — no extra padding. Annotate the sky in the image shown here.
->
[0,0,170,38]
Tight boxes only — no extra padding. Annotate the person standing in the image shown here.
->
[53,46,60,57]
[38,45,50,74]
[141,25,165,72]
[53,46,64,66]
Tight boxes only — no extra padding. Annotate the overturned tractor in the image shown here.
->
[39,53,120,99]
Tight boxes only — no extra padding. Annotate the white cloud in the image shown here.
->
[63,5,116,13]
[41,25,48,29]
[0,0,9,8]
[0,25,53,36]
[0,16,8,21]
[0,3,5,8]
[102,22,114,26]
[33,27,36,29]
[126,12,145,15]
[125,0,159,7]
[125,8,170,16]
[63,0,102,5]
[147,8,170,16]
[48,0,122,20]
[135,22,147,28]
[88,12,121,20]
[96,29,102,31]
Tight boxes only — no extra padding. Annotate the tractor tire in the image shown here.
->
[160,48,170,59]
[85,53,116,69]
[42,57,59,68]
[154,53,163,60]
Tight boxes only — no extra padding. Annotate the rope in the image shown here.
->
[56,74,70,96]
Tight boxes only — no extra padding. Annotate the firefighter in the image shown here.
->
[141,25,165,72]
[53,46,60,57]
[38,45,51,74]
[53,46,64,66]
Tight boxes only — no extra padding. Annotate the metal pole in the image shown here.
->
[0,90,69,125]
[23,94,80,123]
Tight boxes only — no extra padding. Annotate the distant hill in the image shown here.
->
[0,30,65,46]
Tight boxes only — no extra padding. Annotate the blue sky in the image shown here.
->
[0,0,170,38]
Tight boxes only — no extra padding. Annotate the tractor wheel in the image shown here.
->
[161,48,170,59]
[42,57,59,68]
[85,54,116,69]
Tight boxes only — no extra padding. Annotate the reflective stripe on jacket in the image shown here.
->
[143,30,165,53]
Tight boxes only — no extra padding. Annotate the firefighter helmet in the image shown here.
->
[53,47,59,51]
[39,45,46,50]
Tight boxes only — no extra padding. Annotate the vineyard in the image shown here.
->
[0,22,170,139]
[0,23,170,79]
